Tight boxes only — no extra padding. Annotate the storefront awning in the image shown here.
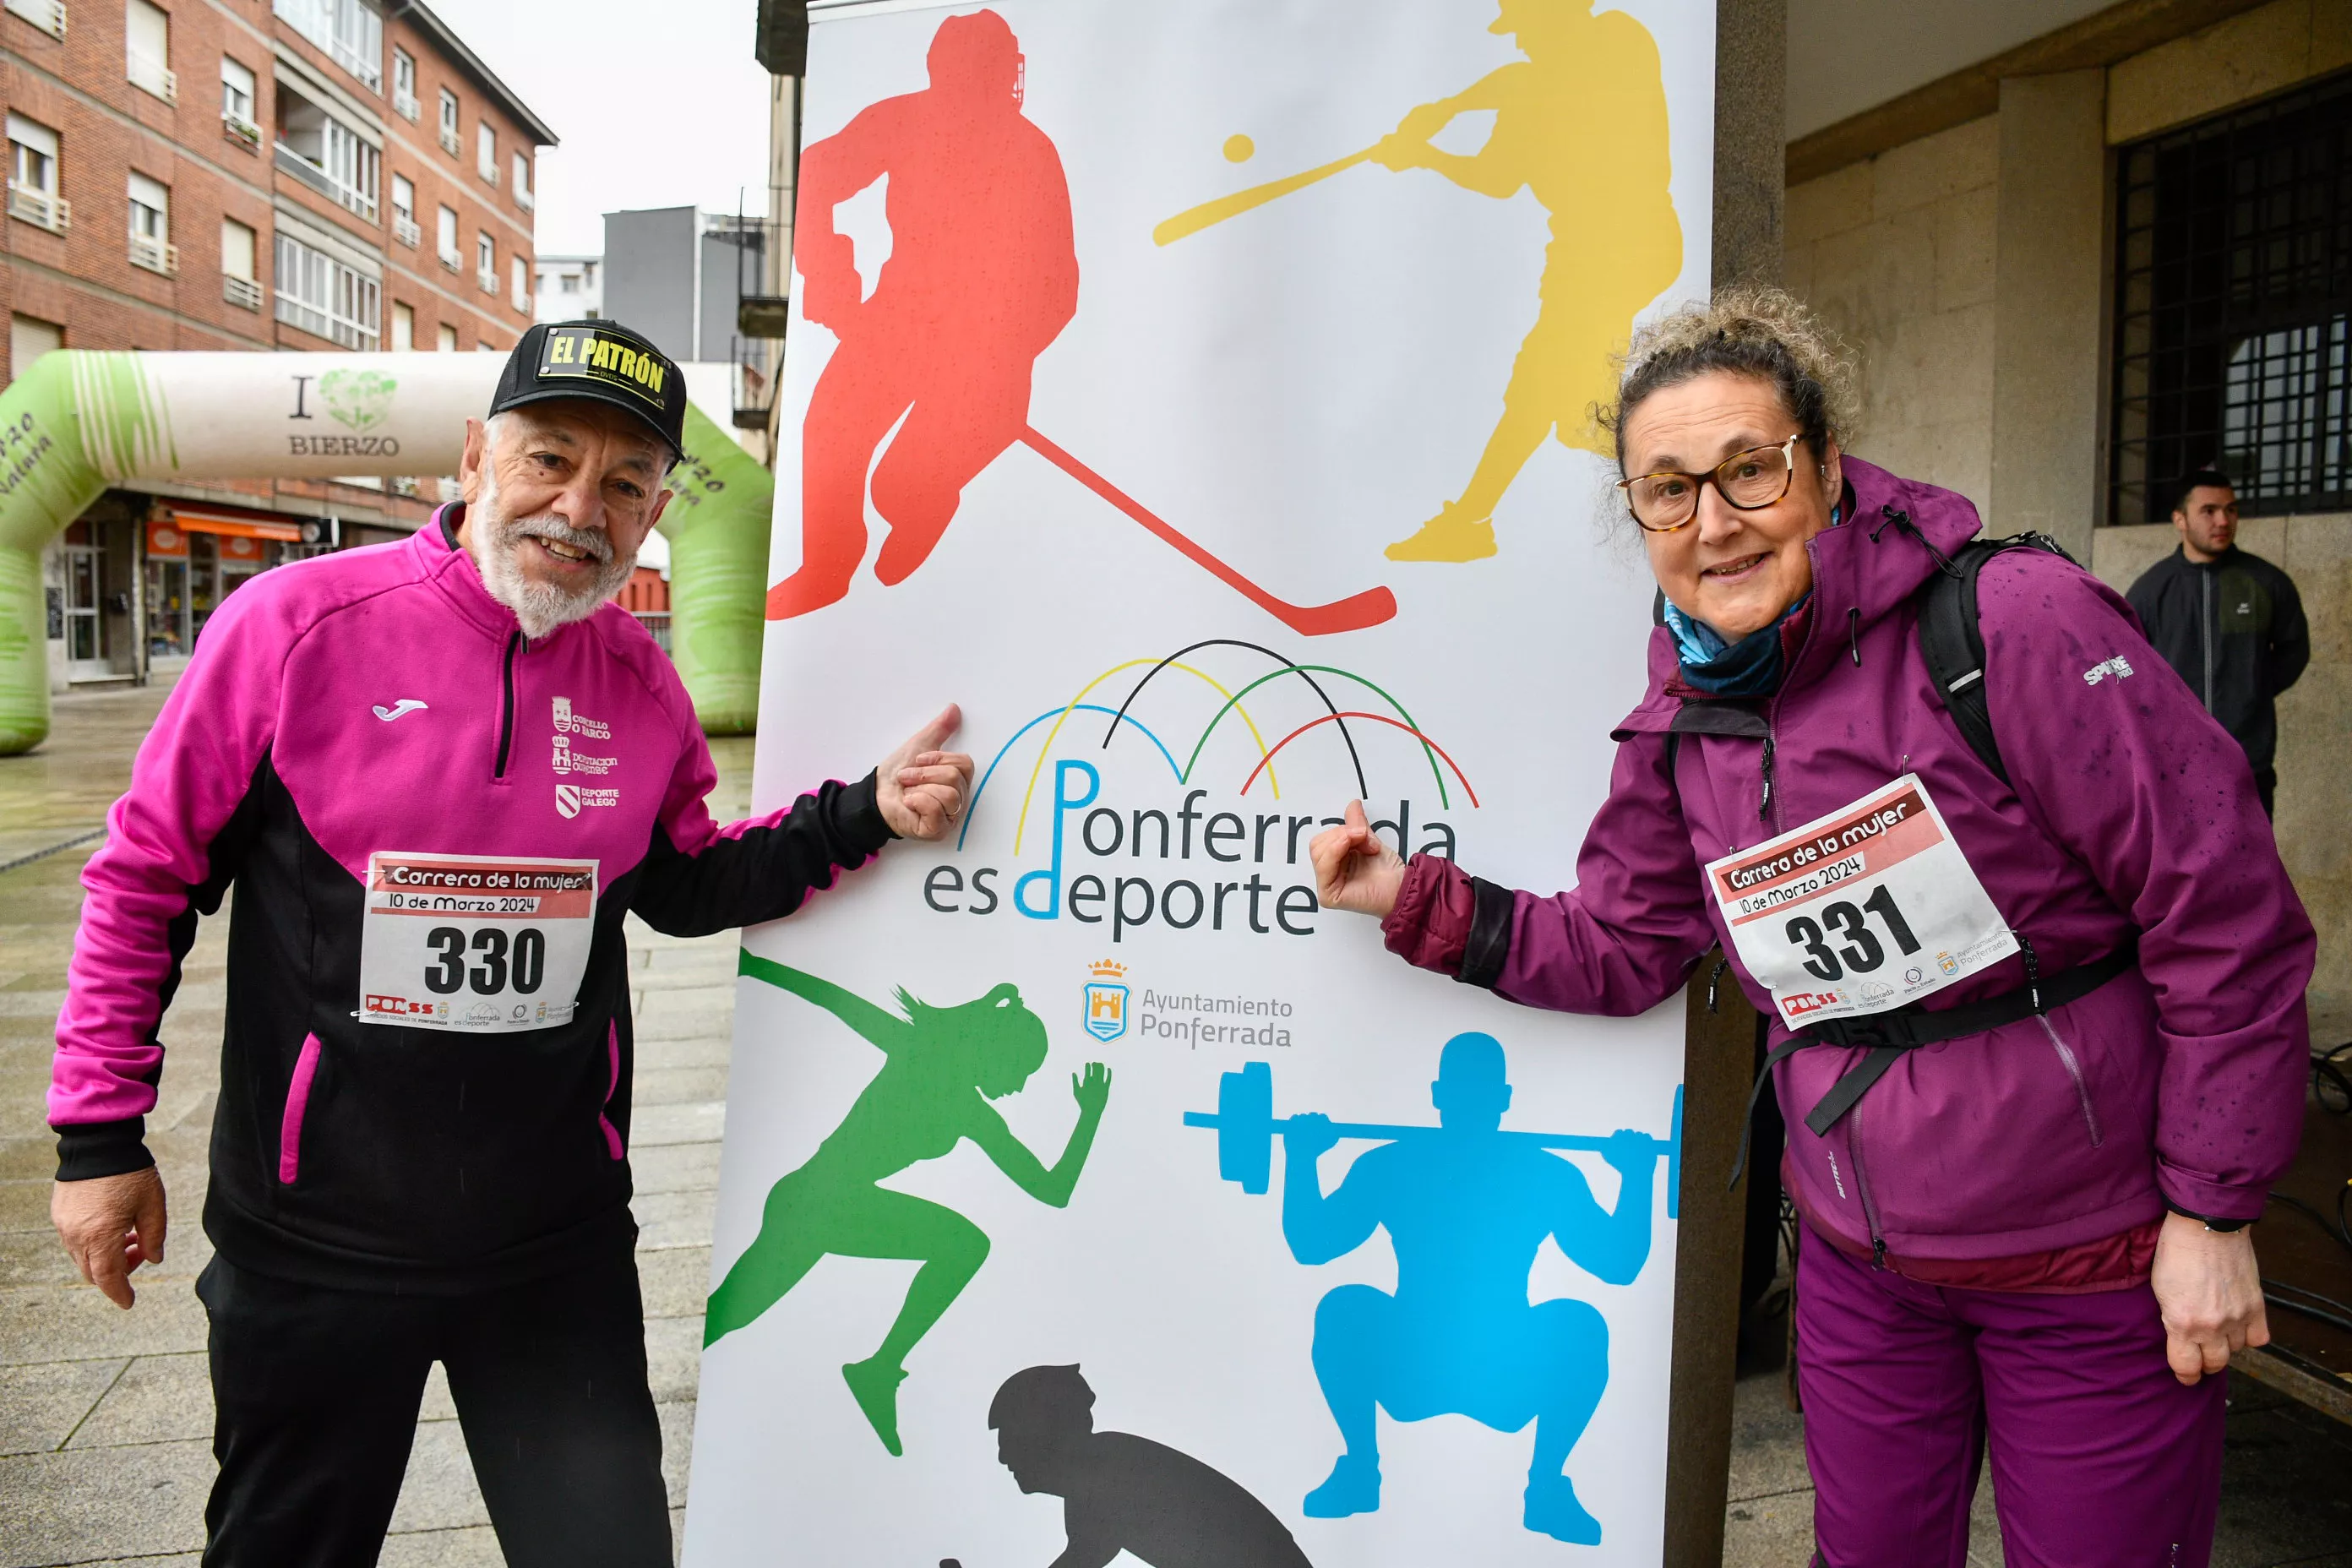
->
[154,504,306,542]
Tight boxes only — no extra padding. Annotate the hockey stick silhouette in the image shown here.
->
[1019,427,1396,638]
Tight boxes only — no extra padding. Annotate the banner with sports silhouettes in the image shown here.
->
[685,0,1718,1561]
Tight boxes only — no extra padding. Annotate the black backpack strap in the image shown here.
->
[1915,531,2076,786]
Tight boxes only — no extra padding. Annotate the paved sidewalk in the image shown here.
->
[5,680,2350,1566]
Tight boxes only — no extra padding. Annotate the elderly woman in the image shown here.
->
[1312,290,2311,1565]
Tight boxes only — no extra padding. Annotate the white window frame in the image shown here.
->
[390,299,413,351]
[220,57,259,147]
[7,113,67,233]
[125,0,177,104]
[390,46,417,121]
[127,171,174,273]
[275,230,378,349]
[220,216,259,308]
[438,89,460,156]
[476,230,496,294]
[271,0,383,92]
[476,120,498,184]
[510,253,528,312]
[436,203,459,270]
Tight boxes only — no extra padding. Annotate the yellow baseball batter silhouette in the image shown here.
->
[1158,0,1683,564]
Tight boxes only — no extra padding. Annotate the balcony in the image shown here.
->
[221,112,260,151]
[275,290,377,351]
[515,186,533,212]
[438,125,460,157]
[479,162,499,188]
[329,38,379,91]
[392,213,419,248]
[512,286,530,314]
[274,141,376,223]
[7,182,69,234]
[438,248,460,273]
[3,0,66,41]
[476,267,498,296]
[128,232,177,275]
[223,274,262,310]
[393,89,417,122]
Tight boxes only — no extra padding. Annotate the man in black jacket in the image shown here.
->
[2126,469,2310,816]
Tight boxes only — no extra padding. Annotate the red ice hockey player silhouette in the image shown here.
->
[769,9,1078,619]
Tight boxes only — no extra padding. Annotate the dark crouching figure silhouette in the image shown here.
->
[943,1364,1313,1568]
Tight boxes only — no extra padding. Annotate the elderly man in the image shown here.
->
[2126,467,2310,817]
[46,320,972,1567]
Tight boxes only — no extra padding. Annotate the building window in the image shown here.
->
[389,172,417,247]
[220,57,259,148]
[511,253,528,311]
[438,321,458,351]
[436,203,459,270]
[512,149,532,210]
[275,79,379,221]
[476,231,496,293]
[128,172,175,274]
[275,231,378,348]
[476,120,498,183]
[126,0,176,103]
[272,0,382,92]
[438,89,460,156]
[8,113,66,233]
[391,299,413,350]
[13,313,64,375]
[391,46,416,120]
[221,217,260,309]
[2111,73,2352,522]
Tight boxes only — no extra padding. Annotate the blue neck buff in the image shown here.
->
[1663,596,1807,697]
[1664,503,1839,698]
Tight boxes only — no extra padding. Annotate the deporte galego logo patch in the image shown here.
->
[555,782,619,818]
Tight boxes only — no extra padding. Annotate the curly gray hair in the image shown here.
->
[1596,286,1859,469]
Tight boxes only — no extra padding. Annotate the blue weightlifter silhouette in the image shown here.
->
[1280,1032,1655,1544]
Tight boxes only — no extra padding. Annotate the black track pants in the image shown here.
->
[197,1246,672,1568]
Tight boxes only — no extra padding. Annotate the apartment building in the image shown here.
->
[0,0,552,689]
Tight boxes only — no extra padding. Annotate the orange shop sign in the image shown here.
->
[144,522,188,559]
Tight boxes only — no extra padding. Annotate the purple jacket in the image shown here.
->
[1385,459,2311,1260]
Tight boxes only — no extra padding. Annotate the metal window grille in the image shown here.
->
[2110,71,2352,522]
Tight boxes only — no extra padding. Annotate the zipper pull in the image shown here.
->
[1758,736,1776,823]
[2018,932,2042,1013]
[1707,957,1728,1013]
[1871,1237,1887,1270]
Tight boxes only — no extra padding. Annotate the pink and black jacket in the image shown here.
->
[50,507,890,1292]
[1383,459,2313,1269]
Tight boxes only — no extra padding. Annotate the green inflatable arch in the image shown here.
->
[0,350,769,754]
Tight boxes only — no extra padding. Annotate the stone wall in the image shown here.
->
[2089,517,2352,1033]
[1782,115,1998,510]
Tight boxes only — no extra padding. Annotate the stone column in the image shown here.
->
[1990,70,2108,558]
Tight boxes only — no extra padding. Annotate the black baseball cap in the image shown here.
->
[490,318,687,463]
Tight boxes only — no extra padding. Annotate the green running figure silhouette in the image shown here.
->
[708,952,1113,1457]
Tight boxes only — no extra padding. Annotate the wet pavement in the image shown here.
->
[3,678,2348,1566]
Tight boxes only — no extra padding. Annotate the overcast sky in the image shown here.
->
[423,0,778,257]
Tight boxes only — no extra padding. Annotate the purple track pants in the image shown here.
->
[1796,1225,2226,1567]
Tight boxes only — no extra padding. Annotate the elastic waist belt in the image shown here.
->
[1728,941,2139,1190]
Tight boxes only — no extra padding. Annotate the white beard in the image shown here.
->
[468,468,637,640]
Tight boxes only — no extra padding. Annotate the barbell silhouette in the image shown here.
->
[1182,1061,1684,1219]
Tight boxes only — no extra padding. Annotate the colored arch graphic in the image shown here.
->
[1010,660,1281,854]
[960,642,1482,857]
[1101,639,1369,802]
[1242,713,1479,807]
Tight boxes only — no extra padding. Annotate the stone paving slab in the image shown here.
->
[0,1438,214,1568]
[0,1359,125,1456]
[68,1353,211,1451]
[630,1101,727,1147]
[629,1140,724,1195]
[632,1064,732,1107]
[631,1187,718,1253]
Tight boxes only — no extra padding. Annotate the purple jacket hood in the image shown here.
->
[1385,458,2312,1260]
